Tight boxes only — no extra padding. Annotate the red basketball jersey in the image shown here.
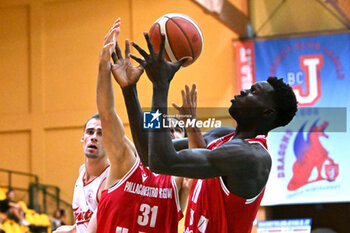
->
[184,133,269,233]
[96,158,183,233]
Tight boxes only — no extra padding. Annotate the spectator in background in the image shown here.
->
[59,209,67,226]
[0,189,29,226]
[51,209,62,231]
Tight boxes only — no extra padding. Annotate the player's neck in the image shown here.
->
[84,157,109,182]
[234,125,259,139]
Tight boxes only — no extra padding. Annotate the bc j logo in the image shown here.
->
[291,55,324,106]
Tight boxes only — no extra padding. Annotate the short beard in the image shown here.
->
[85,153,99,159]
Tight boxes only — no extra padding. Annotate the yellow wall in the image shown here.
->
[0,0,348,226]
[0,0,238,207]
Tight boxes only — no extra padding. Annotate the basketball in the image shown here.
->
[149,13,203,67]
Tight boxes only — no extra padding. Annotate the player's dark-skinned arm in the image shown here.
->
[109,38,149,166]
[130,33,255,179]
[97,19,136,184]
[173,126,235,150]
[121,85,148,164]
[130,33,271,181]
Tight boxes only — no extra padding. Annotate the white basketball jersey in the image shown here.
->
[72,164,110,233]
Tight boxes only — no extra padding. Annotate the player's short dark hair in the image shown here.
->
[267,77,298,128]
[83,113,100,130]
[168,116,187,137]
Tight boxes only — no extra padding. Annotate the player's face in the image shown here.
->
[170,126,185,139]
[168,118,185,139]
[81,119,106,159]
[229,81,274,123]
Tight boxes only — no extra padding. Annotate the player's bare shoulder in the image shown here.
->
[216,138,271,198]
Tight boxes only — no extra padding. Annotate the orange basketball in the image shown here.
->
[149,13,203,67]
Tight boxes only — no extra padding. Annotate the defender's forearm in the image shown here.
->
[149,85,178,173]
[122,85,149,166]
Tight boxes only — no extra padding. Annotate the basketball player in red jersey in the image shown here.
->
[123,33,298,233]
[86,19,211,233]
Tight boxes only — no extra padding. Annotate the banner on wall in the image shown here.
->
[235,32,350,205]
[257,219,312,233]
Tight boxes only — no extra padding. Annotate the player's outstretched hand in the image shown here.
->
[99,18,120,65]
[111,39,144,88]
[130,32,190,87]
[172,84,197,122]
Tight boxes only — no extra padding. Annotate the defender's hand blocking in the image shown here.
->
[172,84,198,122]
[99,18,120,64]
[130,32,190,87]
[111,39,144,88]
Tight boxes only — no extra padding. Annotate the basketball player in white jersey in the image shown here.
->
[54,117,110,233]
[54,114,110,233]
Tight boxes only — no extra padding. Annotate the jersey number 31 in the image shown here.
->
[137,203,159,228]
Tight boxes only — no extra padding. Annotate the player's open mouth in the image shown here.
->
[88,145,97,150]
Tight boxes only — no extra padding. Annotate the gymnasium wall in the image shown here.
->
[0,0,347,211]
[0,0,237,206]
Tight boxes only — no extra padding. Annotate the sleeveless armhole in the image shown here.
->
[218,177,265,204]
[96,177,107,203]
[171,176,182,213]
[107,157,140,193]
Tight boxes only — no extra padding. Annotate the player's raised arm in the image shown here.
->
[129,33,238,177]
[173,126,235,151]
[97,19,136,186]
[172,84,206,149]
[109,37,151,166]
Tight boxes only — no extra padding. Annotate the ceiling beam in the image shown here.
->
[191,0,250,38]
[324,0,350,27]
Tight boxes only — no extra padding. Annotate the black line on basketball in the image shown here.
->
[166,16,195,60]
[164,19,179,61]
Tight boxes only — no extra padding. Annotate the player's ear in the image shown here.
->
[81,137,84,143]
[263,107,276,119]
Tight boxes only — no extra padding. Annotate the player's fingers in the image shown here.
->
[105,29,118,45]
[125,39,130,58]
[190,83,196,96]
[111,52,117,64]
[190,83,196,104]
[131,41,149,59]
[172,102,181,110]
[105,41,115,51]
[130,54,146,67]
[112,18,121,27]
[104,23,120,43]
[181,89,187,106]
[159,34,166,59]
[115,40,123,59]
[175,56,192,70]
[144,32,155,56]
[137,65,145,73]
[194,89,197,107]
[185,85,191,102]
[104,18,120,39]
